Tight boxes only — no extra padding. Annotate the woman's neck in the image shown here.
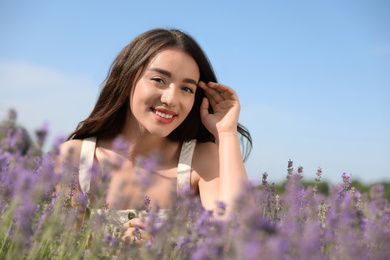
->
[109,114,178,163]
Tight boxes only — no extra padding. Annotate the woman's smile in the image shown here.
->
[151,107,177,124]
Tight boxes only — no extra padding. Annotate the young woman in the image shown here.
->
[55,28,252,243]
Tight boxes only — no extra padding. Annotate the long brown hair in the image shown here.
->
[68,28,252,160]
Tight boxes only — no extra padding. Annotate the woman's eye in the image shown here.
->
[182,87,194,94]
[152,78,165,84]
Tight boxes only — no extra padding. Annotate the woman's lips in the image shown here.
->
[151,108,177,124]
[155,110,174,119]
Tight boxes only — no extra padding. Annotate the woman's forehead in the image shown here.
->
[141,48,199,81]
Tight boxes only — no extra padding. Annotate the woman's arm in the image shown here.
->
[197,81,254,213]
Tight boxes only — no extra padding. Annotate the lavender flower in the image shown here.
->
[262,172,269,188]
[111,135,131,154]
[133,225,142,240]
[338,172,352,201]
[8,108,17,122]
[313,167,322,194]
[314,167,322,182]
[35,121,49,149]
[287,159,294,179]
[144,195,152,213]
[216,201,226,216]
[1,110,390,259]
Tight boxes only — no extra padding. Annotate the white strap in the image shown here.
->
[79,136,96,196]
[79,137,196,203]
[177,139,197,195]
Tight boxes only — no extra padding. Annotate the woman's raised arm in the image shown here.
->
[197,81,254,214]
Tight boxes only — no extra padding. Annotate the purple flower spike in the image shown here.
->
[144,195,152,213]
[35,121,49,148]
[1,111,390,259]
[8,108,17,122]
[216,201,227,216]
[133,225,142,240]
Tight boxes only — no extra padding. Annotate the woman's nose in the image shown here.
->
[160,85,177,107]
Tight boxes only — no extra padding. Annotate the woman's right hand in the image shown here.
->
[121,217,151,246]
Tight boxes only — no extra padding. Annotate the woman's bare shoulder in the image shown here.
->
[59,139,83,157]
[55,139,84,171]
[192,141,219,181]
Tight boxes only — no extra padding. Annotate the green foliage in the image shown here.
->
[268,180,389,200]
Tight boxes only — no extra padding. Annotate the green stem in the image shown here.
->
[0,220,13,255]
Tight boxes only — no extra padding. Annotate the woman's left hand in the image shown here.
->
[198,81,240,140]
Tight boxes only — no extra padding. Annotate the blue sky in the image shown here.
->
[1,0,389,184]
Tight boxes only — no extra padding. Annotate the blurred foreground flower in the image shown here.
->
[0,109,389,259]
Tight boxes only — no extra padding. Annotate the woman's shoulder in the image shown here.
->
[59,139,84,156]
[54,139,84,172]
[192,141,219,180]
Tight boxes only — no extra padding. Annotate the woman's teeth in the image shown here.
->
[155,111,174,119]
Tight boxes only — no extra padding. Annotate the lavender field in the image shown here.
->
[1,110,389,259]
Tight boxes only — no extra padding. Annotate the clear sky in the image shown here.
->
[1,0,389,185]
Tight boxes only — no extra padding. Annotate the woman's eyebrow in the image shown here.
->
[149,68,171,77]
[149,68,198,86]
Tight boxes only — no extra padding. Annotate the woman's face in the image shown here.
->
[129,48,200,138]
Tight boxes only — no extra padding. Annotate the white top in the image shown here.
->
[78,136,197,233]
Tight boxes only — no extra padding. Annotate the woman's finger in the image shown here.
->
[200,97,210,120]
[123,217,146,230]
[131,218,146,229]
[122,234,136,244]
[134,228,149,238]
[206,81,238,101]
[207,81,235,94]
[198,81,223,106]
[121,226,149,243]
[121,227,136,243]
[122,233,144,246]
